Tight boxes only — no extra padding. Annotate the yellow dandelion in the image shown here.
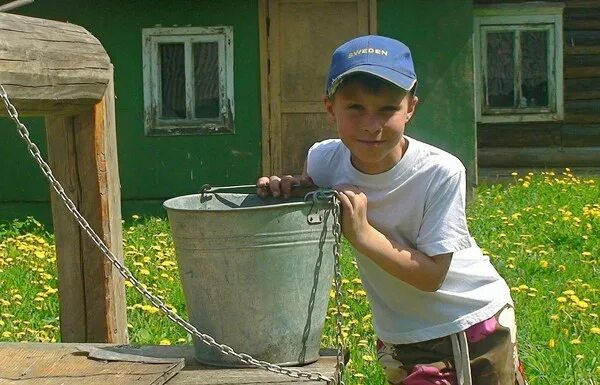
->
[557,297,567,303]
[570,338,581,345]
[2,331,12,338]
[362,355,375,362]
[539,260,549,268]
[590,327,600,334]
[353,373,366,378]
[558,265,566,271]
[563,290,575,295]
[547,339,555,348]
[550,314,559,321]
[570,295,581,302]
[159,339,171,345]
[576,301,589,309]
[139,269,150,276]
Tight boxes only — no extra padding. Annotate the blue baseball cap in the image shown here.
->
[326,35,417,97]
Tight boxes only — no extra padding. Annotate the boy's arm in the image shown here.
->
[336,185,452,292]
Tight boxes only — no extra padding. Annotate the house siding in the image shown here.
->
[475,0,600,181]
[0,0,476,224]
[0,0,263,224]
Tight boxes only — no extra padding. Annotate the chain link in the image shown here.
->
[1,85,346,384]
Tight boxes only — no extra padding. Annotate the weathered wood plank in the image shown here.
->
[0,343,183,385]
[477,123,561,147]
[44,75,126,343]
[565,77,600,100]
[565,45,600,55]
[46,114,87,342]
[564,0,600,8]
[565,99,600,114]
[565,30,600,46]
[564,6,600,30]
[0,343,338,385]
[562,124,600,146]
[565,53,600,67]
[565,112,600,123]
[0,12,110,115]
[564,66,600,78]
[478,146,600,167]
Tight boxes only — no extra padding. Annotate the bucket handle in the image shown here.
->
[200,183,336,202]
[200,184,336,225]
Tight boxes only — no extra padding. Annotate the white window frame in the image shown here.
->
[474,3,564,123]
[142,26,234,135]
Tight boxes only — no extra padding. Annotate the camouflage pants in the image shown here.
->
[377,305,527,385]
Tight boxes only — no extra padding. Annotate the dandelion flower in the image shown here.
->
[159,339,171,345]
[362,355,375,362]
[547,339,555,348]
[570,338,581,345]
[590,327,600,335]
[556,297,567,303]
[539,260,549,268]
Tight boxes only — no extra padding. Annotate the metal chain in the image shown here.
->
[331,196,346,385]
[1,85,346,384]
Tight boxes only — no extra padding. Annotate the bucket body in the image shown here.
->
[163,192,335,367]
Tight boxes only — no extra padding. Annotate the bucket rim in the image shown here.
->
[163,192,325,212]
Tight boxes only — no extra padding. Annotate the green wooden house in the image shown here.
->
[1,0,598,225]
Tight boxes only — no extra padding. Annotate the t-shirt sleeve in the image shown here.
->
[416,167,474,256]
[306,139,339,188]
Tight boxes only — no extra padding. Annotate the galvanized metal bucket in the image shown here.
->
[163,189,335,367]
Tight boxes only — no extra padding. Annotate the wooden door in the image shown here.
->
[260,0,376,175]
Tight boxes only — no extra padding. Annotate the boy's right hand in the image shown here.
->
[256,175,314,199]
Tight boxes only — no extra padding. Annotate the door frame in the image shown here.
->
[258,0,377,175]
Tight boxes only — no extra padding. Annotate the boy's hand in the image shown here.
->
[256,175,314,199]
[334,184,373,246]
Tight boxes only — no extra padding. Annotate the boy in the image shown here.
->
[257,35,525,385]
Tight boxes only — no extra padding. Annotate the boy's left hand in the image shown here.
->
[334,184,373,246]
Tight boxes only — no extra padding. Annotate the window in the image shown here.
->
[474,3,564,123]
[142,26,234,135]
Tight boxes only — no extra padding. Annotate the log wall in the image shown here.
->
[475,0,600,182]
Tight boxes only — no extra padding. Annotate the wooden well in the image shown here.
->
[0,12,127,343]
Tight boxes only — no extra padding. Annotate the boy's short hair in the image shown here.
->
[326,35,417,97]
[332,72,417,98]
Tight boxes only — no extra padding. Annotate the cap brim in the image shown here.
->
[328,65,417,96]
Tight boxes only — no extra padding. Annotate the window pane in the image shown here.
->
[160,43,186,119]
[486,31,515,108]
[193,42,220,119]
[521,30,549,107]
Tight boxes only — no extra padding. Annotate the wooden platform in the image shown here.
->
[0,343,338,385]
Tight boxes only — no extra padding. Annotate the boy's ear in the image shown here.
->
[323,95,336,123]
[406,95,419,122]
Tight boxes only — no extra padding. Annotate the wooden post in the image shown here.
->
[0,12,127,343]
[46,70,127,343]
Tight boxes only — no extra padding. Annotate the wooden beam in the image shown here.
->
[0,12,110,116]
[46,70,127,343]
[478,146,600,167]
[564,0,600,8]
[565,45,600,55]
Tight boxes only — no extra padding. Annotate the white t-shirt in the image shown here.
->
[307,136,512,344]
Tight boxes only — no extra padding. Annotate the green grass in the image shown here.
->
[0,170,598,384]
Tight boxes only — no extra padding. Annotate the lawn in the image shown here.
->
[0,169,598,384]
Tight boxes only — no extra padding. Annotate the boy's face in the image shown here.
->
[324,78,418,174]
